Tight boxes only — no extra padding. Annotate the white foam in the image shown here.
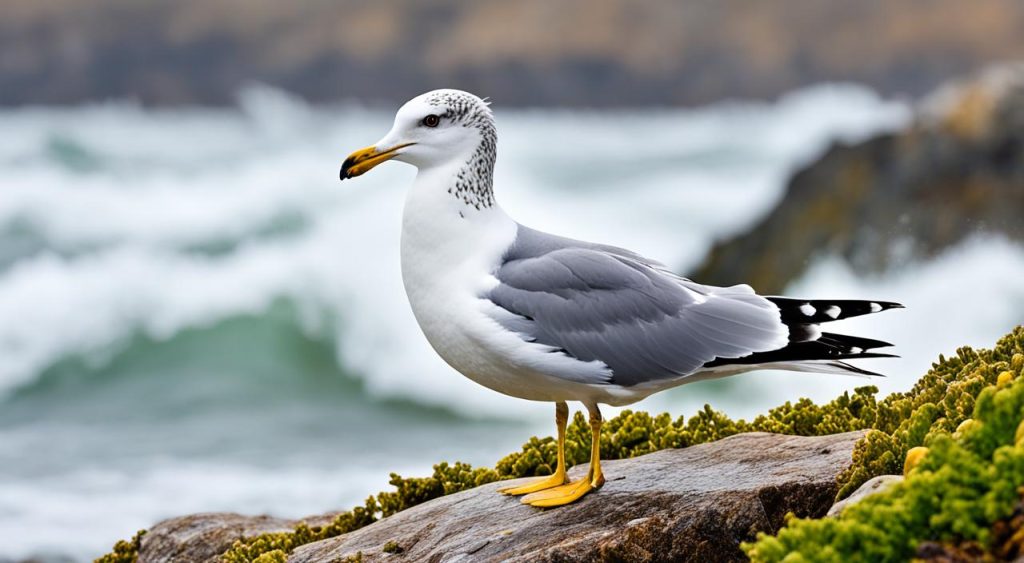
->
[0,460,410,561]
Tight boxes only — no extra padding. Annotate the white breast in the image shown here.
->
[398,166,618,403]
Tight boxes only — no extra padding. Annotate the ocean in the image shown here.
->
[1,84,1022,562]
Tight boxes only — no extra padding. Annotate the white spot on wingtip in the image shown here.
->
[824,305,841,319]
[799,303,816,316]
[805,324,822,341]
[850,347,863,354]
[869,302,882,313]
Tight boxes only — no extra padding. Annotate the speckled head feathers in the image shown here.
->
[344,89,500,212]
[421,89,494,126]
[416,89,498,210]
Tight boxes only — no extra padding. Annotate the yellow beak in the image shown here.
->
[339,143,414,180]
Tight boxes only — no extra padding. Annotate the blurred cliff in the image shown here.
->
[693,63,1024,293]
[2,0,1024,107]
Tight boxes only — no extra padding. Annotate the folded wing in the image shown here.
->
[486,234,791,387]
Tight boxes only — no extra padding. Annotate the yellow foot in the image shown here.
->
[521,474,604,508]
[497,473,568,496]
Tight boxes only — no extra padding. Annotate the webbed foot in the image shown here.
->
[497,471,568,495]
[521,471,604,507]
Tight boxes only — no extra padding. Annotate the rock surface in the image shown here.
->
[692,64,1024,294]
[136,431,864,563]
[826,474,904,517]
[138,512,341,563]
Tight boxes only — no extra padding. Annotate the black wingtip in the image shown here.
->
[818,332,895,351]
[768,297,906,324]
[851,352,900,360]
[833,360,888,377]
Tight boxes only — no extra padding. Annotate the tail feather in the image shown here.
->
[703,298,903,377]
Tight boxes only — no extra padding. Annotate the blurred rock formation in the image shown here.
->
[692,64,1024,294]
[2,0,1024,106]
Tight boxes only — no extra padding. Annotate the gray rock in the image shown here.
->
[138,512,341,563]
[134,431,864,563]
[826,474,903,517]
[692,64,1024,294]
[289,431,864,563]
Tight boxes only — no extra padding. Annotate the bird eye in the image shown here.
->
[422,114,440,128]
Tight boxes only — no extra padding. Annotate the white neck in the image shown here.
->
[400,158,517,302]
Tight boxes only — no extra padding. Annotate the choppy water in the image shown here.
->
[1,85,1020,562]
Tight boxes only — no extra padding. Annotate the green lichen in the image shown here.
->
[219,501,377,563]
[96,327,1024,563]
[251,550,286,563]
[744,326,1024,562]
[381,540,402,554]
[94,530,145,563]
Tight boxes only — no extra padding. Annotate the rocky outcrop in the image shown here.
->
[138,514,298,563]
[133,512,346,563]
[3,1,1024,106]
[693,64,1024,294]
[135,431,864,563]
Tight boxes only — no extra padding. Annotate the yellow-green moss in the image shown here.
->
[219,502,377,563]
[96,327,1024,563]
[744,326,1024,562]
[94,530,145,563]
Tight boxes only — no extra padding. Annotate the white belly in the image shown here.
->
[401,267,633,403]
[399,201,621,404]
[400,208,553,401]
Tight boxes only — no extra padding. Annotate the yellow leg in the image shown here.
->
[498,401,569,495]
[522,403,604,507]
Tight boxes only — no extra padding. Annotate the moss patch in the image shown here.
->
[744,326,1024,561]
[96,327,1024,563]
[94,530,145,563]
[219,505,377,563]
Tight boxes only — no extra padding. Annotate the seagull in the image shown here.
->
[340,89,902,508]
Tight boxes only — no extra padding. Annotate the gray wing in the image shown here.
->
[486,225,790,387]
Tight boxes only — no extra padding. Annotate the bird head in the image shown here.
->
[340,89,495,181]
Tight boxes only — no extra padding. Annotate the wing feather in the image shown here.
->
[487,238,789,387]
